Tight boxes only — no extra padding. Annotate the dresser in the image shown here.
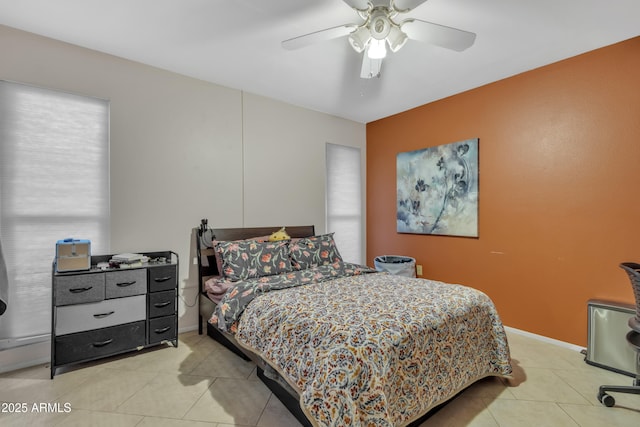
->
[51,250,178,378]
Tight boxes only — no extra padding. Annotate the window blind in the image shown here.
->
[326,143,363,264]
[0,81,110,349]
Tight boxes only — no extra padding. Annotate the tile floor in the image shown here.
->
[0,330,639,426]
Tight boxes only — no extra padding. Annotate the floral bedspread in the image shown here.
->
[212,269,512,427]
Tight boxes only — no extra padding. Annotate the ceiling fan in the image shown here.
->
[282,0,476,79]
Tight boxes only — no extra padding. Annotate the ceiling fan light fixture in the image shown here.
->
[348,26,371,53]
[387,26,408,52]
[367,38,387,59]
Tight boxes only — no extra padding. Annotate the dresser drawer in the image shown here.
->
[148,290,176,318]
[148,265,177,292]
[106,269,147,299]
[54,273,105,306]
[55,294,146,335]
[55,320,146,365]
[148,315,176,344]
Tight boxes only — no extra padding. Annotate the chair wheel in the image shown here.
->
[598,392,615,407]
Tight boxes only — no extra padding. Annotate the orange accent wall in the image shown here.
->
[366,37,640,346]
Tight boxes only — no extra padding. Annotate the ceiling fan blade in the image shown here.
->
[342,0,371,11]
[282,24,357,50]
[401,19,476,51]
[392,0,429,13]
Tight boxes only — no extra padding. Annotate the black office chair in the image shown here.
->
[597,262,640,407]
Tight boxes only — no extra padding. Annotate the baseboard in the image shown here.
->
[504,325,585,353]
[0,340,50,374]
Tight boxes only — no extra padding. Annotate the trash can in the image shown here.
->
[374,255,416,278]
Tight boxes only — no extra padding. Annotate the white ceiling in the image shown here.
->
[0,0,638,123]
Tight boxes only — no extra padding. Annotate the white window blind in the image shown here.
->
[0,81,110,349]
[326,143,363,264]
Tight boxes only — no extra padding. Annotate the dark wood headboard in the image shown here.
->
[208,225,316,243]
[195,222,316,290]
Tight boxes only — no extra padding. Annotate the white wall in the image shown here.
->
[243,93,366,231]
[0,24,366,372]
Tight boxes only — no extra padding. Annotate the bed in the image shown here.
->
[195,221,512,427]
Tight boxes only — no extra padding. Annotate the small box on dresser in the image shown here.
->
[55,239,91,272]
[51,250,178,378]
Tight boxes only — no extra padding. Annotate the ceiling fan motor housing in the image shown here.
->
[369,8,391,40]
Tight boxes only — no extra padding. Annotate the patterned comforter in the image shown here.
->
[211,265,512,427]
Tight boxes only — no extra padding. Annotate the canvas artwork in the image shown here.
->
[397,138,479,237]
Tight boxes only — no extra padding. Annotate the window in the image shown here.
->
[326,143,363,264]
[0,81,110,349]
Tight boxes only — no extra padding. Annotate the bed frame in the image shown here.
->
[194,220,447,427]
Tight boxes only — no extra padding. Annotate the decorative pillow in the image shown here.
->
[214,239,293,281]
[289,233,342,270]
[212,235,270,276]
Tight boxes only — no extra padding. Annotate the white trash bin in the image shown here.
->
[374,255,416,278]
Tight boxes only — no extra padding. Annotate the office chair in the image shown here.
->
[597,262,640,407]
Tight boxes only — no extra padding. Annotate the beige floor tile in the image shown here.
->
[487,399,580,427]
[559,402,640,427]
[419,396,498,427]
[506,332,588,372]
[56,368,157,412]
[178,330,209,347]
[0,405,71,427]
[257,394,303,427]
[116,373,213,418]
[461,376,517,400]
[55,409,143,427]
[1,363,55,380]
[103,342,209,375]
[188,337,223,352]
[0,364,99,404]
[506,367,591,405]
[184,377,272,425]
[82,332,216,375]
[188,346,256,379]
[137,415,219,427]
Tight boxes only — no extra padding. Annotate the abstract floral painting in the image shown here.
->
[397,138,479,237]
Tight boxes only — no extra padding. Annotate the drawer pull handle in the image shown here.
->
[154,301,171,308]
[154,326,171,334]
[69,286,93,293]
[154,276,172,283]
[93,311,115,319]
[92,339,113,347]
[116,281,136,287]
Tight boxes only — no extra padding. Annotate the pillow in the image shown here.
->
[214,239,293,281]
[212,235,270,276]
[268,227,290,242]
[289,233,342,270]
